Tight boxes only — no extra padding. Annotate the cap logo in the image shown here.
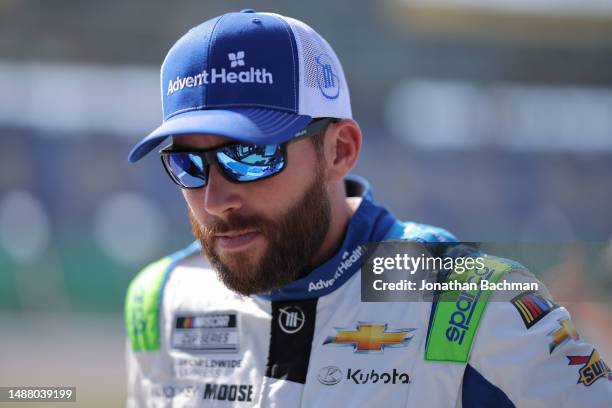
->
[166,50,274,96]
[228,51,245,68]
[315,54,340,100]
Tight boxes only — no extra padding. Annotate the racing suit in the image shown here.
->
[125,176,612,407]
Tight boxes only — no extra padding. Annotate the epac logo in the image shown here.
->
[347,368,410,385]
[228,51,245,68]
[317,366,343,385]
[323,323,416,353]
[278,306,305,334]
[315,53,340,100]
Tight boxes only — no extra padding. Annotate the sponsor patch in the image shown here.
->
[317,366,343,386]
[149,383,253,402]
[347,368,410,385]
[567,349,612,386]
[173,358,242,378]
[315,53,340,99]
[548,318,580,353]
[315,367,411,385]
[323,323,416,353]
[267,299,317,384]
[511,291,559,329]
[308,246,363,293]
[149,384,199,400]
[167,51,274,96]
[278,306,305,334]
[172,311,239,353]
[203,383,254,402]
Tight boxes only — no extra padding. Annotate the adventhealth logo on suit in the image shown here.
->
[166,51,274,95]
[308,246,364,292]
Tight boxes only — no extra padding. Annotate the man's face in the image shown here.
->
[176,134,331,295]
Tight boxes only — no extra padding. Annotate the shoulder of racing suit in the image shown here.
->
[424,249,522,363]
[125,241,201,352]
[385,220,512,365]
[423,244,612,407]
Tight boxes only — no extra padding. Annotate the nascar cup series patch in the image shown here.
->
[172,311,239,353]
[511,291,559,329]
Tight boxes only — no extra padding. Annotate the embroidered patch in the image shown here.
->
[548,318,580,353]
[511,291,559,329]
[567,349,612,387]
[172,311,239,353]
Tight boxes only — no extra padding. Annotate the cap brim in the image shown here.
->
[128,108,312,163]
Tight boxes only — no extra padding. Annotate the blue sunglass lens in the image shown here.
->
[216,144,285,182]
[165,153,207,188]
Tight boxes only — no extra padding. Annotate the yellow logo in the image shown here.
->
[548,318,580,353]
[567,349,612,387]
[323,323,415,353]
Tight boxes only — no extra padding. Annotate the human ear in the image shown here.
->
[324,119,362,182]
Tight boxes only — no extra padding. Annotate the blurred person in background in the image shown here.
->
[124,9,612,407]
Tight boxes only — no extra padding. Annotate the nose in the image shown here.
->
[203,163,243,216]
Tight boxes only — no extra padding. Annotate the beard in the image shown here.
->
[189,165,331,296]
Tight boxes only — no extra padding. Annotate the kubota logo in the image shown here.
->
[347,368,410,385]
[317,366,343,385]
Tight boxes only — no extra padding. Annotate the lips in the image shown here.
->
[215,231,260,250]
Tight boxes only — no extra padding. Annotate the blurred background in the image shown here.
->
[1,0,611,406]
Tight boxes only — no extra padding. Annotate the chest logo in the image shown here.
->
[548,318,580,353]
[323,323,416,353]
[172,311,239,353]
[511,291,559,329]
[567,349,612,387]
[317,366,343,385]
[278,306,305,334]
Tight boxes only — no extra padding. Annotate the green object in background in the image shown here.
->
[0,253,20,310]
[59,232,132,314]
[125,256,171,351]
[425,256,512,363]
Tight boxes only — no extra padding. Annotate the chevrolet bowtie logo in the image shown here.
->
[323,323,416,353]
[549,318,580,353]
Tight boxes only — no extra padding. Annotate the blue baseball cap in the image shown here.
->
[128,9,352,163]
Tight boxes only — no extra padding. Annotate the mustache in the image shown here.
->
[199,213,272,237]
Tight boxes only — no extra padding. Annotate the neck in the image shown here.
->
[306,186,358,270]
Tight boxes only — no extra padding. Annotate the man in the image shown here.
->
[125,9,612,407]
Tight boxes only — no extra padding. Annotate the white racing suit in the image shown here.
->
[125,176,612,407]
